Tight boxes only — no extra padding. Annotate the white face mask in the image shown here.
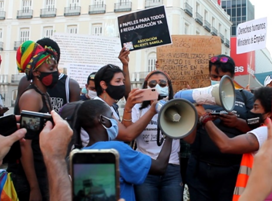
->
[210,80,220,86]
[88,90,97,99]
[155,84,169,97]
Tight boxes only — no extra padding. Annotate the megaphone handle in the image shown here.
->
[157,127,164,146]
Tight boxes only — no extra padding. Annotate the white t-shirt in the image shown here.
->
[247,126,268,150]
[132,103,180,165]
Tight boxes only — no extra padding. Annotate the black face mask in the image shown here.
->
[38,71,59,88]
[106,84,125,100]
[246,111,265,129]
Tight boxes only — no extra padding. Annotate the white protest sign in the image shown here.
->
[52,33,122,87]
[236,17,267,54]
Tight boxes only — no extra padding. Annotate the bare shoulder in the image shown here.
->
[19,89,42,111]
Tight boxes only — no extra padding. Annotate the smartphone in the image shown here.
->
[210,111,228,116]
[70,149,120,201]
[137,88,159,102]
[0,114,21,163]
[20,110,53,139]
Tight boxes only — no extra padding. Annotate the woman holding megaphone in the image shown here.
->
[122,70,183,201]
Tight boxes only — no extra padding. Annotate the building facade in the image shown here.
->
[0,0,231,107]
[221,0,254,36]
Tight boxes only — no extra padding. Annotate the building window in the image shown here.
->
[91,24,102,36]
[93,0,104,6]
[147,57,156,72]
[22,0,32,13]
[20,28,30,42]
[43,26,54,38]
[67,25,77,34]
[0,0,4,11]
[69,0,80,7]
[45,0,55,9]
[204,10,207,21]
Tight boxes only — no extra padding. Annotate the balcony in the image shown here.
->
[145,0,163,8]
[224,38,230,48]
[211,27,218,36]
[17,9,33,19]
[203,20,211,32]
[64,6,81,16]
[219,33,224,43]
[0,42,3,51]
[88,4,106,14]
[11,74,25,84]
[40,8,57,18]
[0,11,5,20]
[195,12,203,26]
[184,2,193,17]
[114,2,132,12]
[14,41,23,51]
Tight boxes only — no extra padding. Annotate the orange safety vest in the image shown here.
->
[232,153,254,201]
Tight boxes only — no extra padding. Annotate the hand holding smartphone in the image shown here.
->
[70,149,120,201]
[136,88,158,102]
[20,110,53,139]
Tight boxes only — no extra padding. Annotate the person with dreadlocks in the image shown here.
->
[14,38,81,114]
[7,40,58,201]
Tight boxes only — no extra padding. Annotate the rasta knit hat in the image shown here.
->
[16,40,57,80]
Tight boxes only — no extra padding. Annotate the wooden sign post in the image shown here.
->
[157,35,221,92]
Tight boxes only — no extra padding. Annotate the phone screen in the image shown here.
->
[72,152,119,201]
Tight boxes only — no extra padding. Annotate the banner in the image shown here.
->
[157,35,221,92]
[52,33,122,87]
[231,37,255,76]
[236,17,267,54]
[117,5,171,51]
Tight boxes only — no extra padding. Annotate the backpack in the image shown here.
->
[58,100,84,156]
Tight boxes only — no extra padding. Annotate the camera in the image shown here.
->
[20,110,53,139]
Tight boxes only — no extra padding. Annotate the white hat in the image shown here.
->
[264,75,272,86]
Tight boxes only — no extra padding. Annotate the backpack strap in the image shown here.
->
[65,76,70,103]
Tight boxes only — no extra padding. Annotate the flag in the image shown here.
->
[0,171,19,201]
[218,0,221,5]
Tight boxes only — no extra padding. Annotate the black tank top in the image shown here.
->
[8,84,52,178]
[47,74,69,112]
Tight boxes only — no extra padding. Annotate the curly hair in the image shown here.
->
[254,87,272,113]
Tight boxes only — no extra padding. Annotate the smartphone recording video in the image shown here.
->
[70,149,120,201]
[20,110,52,139]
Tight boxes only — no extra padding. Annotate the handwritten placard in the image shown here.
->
[156,35,221,92]
[52,33,122,87]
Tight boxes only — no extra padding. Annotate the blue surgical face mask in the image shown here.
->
[211,80,220,86]
[155,84,169,97]
[101,115,119,141]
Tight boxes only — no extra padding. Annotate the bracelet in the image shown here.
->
[199,113,213,126]
[123,118,132,122]
[124,108,132,113]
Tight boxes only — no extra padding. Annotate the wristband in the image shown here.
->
[200,113,213,126]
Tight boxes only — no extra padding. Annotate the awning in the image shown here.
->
[234,74,263,89]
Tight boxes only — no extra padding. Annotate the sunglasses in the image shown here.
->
[89,74,95,80]
[148,79,167,88]
[210,56,229,64]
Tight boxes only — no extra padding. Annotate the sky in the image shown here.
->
[250,0,271,54]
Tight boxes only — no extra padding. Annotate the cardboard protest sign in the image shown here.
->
[118,5,171,51]
[236,17,267,54]
[157,35,221,92]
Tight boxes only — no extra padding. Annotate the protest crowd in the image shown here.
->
[1,37,272,201]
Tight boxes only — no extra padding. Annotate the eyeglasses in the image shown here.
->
[210,56,229,64]
[148,80,167,88]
